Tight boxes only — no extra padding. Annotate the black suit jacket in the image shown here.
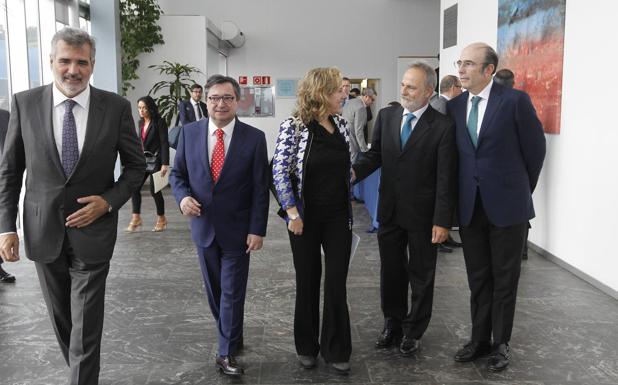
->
[140,117,169,170]
[0,85,145,263]
[178,99,207,126]
[353,105,457,231]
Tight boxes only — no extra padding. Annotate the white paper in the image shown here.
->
[151,170,169,193]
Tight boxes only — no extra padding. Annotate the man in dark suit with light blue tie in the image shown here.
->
[448,42,546,372]
[178,83,208,125]
[170,75,269,377]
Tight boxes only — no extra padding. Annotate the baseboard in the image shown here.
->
[528,242,618,300]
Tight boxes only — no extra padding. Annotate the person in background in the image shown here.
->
[126,96,169,232]
[178,83,207,125]
[349,87,360,98]
[494,68,515,88]
[430,75,463,115]
[272,67,353,374]
[341,77,351,107]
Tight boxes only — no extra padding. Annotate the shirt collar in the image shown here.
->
[53,82,90,109]
[191,99,201,106]
[402,102,429,120]
[439,93,451,101]
[209,117,235,137]
[468,79,493,102]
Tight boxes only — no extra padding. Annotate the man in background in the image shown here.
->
[430,75,463,114]
[494,68,515,88]
[178,83,208,125]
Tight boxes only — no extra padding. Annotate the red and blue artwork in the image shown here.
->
[497,0,566,134]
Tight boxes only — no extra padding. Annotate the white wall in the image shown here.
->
[439,0,618,294]
[155,0,440,155]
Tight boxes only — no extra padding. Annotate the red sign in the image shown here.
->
[252,76,262,85]
[261,76,271,85]
[238,76,247,85]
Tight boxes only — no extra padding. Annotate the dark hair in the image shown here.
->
[481,45,499,75]
[350,87,361,97]
[137,96,161,122]
[204,75,241,99]
[388,101,401,108]
[494,68,515,88]
[342,77,350,82]
[190,83,203,91]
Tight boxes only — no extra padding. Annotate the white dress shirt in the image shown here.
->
[401,103,430,134]
[191,99,203,120]
[53,84,90,156]
[208,118,235,162]
[466,79,493,135]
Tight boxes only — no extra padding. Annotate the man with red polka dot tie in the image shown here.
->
[170,75,270,377]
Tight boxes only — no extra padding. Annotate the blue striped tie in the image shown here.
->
[400,113,415,149]
[62,99,79,177]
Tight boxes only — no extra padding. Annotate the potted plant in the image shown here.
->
[148,61,203,127]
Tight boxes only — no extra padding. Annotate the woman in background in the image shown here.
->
[272,67,353,374]
[127,96,169,232]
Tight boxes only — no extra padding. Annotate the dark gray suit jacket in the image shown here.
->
[0,108,9,157]
[0,85,145,263]
[430,94,448,115]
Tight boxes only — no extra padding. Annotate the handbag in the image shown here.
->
[144,150,158,173]
[168,125,182,149]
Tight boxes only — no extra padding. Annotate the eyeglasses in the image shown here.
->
[453,60,487,69]
[207,95,236,104]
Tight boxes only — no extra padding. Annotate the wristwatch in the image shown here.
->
[288,212,300,221]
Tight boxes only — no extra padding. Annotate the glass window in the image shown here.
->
[7,0,29,94]
[0,0,9,110]
[26,0,42,88]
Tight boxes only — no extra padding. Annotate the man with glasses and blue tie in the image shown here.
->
[170,74,269,377]
[448,42,546,372]
[0,27,145,384]
[353,62,457,357]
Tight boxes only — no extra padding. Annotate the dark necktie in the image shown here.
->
[62,99,79,177]
[195,103,202,120]
[467,96,481,148]
[400,112,416,149]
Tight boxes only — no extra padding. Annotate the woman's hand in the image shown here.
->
[288,217,304,235]
[160,165,169,177]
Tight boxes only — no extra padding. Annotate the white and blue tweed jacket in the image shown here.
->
[272,115,352,220]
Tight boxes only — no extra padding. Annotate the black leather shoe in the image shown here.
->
[444,235,463,248]
[488,343,511,372]
[438,243,453,253]
[375,328,401,349]
[399,336,420,355]
[215,355,244,376]
[0,266,16,283]
[454,341,492,362]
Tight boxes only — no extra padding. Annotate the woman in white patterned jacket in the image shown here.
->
[272,67,354,374]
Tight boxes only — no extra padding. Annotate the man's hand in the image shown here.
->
[0,233,20,262]
[180,196,201,217]
[246,234,263,253]
[431,225,449,244]
[350,168,356,183]
[288,217,304,236]
[65,196,110,228]
[160,165,169,177]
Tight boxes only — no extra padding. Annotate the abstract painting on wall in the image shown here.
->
[497,0,566,134]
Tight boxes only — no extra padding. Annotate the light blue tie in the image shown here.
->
[400,113,415,149]
[467,96,481,148]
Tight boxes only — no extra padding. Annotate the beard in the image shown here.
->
[400,96,424,113]
[55,73,88,98]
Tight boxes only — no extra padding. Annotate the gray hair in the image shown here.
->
[205,74,241,99]
[439,75,460,93]
[362,88,376,97]
[407,62,437,91]
[51,27,96,61]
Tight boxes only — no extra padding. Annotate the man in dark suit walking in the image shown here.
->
[170,75,269,377]
[0,28,145,384]
[448,42,546,371]
[178,83,208,125]
[353,62,457,356]
[0,108,15,283]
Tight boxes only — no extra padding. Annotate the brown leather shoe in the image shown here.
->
[215,355,244,376]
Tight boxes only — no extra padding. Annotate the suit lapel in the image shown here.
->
[217,118,245,184]
[477,83,504,147]
[199,119,213,183]
[39,85,64,175]
[70,87,105,180]
[401,106,434,154]
[390,107,404,156]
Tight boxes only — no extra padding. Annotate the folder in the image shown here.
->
[151,170,169,193]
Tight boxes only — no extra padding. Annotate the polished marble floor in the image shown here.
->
[1,189,617,384]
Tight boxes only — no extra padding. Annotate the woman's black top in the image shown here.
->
[303,117,349,209]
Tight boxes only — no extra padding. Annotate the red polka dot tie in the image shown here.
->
[211,128,225,182]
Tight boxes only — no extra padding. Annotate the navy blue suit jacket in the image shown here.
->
[170,118,269,251]
[447,82,546,227]
[178,99,207,126]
